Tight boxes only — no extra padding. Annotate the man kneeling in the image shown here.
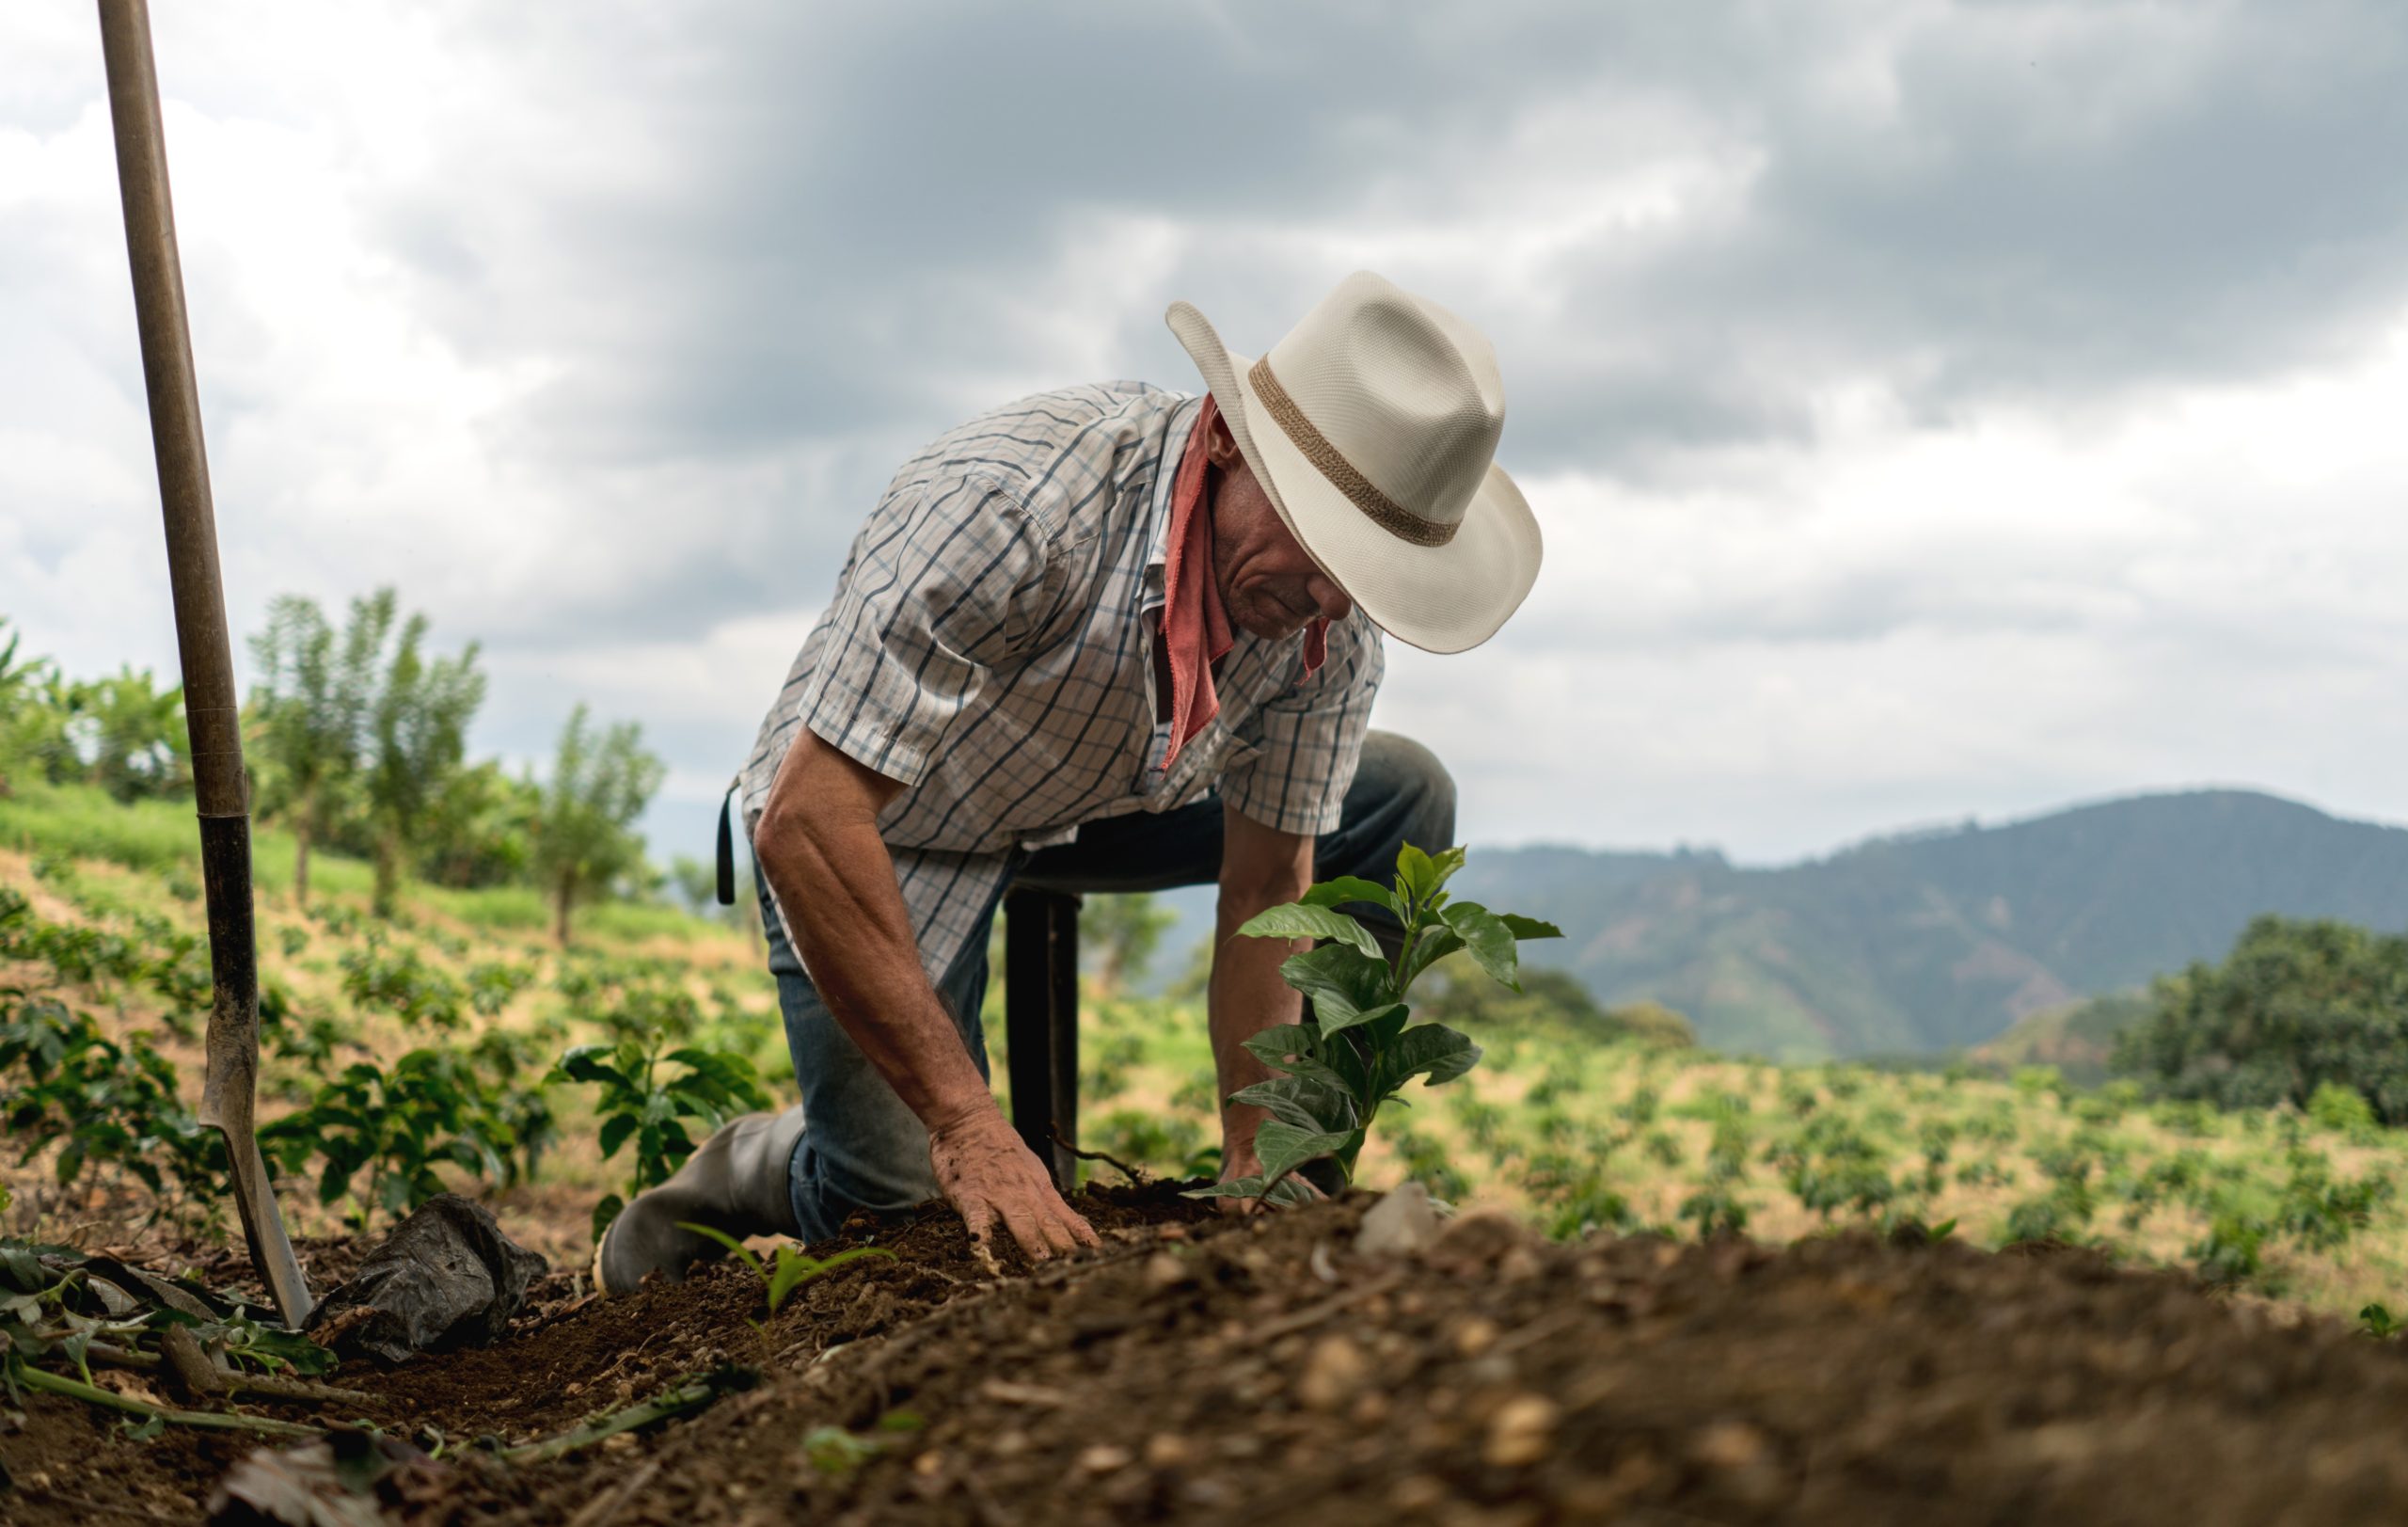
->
[599,271,1543,1289]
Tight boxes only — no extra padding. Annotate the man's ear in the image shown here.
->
[1203,412,1243,469]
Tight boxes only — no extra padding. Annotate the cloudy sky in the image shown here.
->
[8,0,2408,867]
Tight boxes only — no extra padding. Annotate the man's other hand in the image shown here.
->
[928,1105,1101,1264]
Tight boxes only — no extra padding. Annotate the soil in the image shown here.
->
[11,1184,2408,1525]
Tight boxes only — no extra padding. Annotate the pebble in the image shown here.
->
[1078,1443,1133,1474]
[1483,1394,1560,1468]
[1452,1316,1501,1358]
[1143,1252,1195,1293]
[1144,1433,1193,1468]
[1356,1182,1443,1256]
[1390,1473,1449,1511]
[1298,1334,1370,1410]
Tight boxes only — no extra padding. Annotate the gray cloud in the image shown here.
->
[10,0,2408,867]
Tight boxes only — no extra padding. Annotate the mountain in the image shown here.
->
[1442,789,2408,1061]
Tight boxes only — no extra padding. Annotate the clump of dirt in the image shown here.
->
[15,1186,2408,1525]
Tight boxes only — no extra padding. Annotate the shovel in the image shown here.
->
[96,0,312,1329]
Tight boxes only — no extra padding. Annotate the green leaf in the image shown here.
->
[1260,1174,1321,1206]
[1240,1026,1316,1073]
[676,1220,765,1280]
[1255,1120,1353,1182]
[1300,877,1399,915]
[768,1246,895,1314]
[1381,1023,1482,1091]
[1399,928,1464,992]
[1235,903,1380,958]
[1396,843,1466,907]
[1227,1077,1355,1135]
[554,1045,625,1086]
[1280,943,1395,1014]
[1498,913,1563,941]
[1320,1001,1406,1041]
[596,1111,639,1161]
[1440,901,1519,993]
[1183,1175,1266,1200]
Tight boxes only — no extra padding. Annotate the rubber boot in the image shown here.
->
[595,1105,805,1296]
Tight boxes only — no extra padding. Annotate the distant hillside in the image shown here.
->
[1447,790,2408,1061]
[1972,993,2157,1088]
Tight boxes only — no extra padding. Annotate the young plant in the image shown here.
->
[553,1035,770,1240]
[677,1224,895,1314]
[1193,843,1560,1204]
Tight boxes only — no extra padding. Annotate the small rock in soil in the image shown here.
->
[1296,1334,1370,1411]
[1354,1183,1442,1257]
[1483,1393,1560,1468]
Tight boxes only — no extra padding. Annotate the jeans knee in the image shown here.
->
[1361,731,1456,851]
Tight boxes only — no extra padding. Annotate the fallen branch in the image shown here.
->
[160,1323,372,1406]
[13,1364,317,1438]
[1050,1127,1147,1185]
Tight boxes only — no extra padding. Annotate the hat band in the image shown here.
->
[1248,358,1459,548]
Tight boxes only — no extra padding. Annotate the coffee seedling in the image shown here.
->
[677,1224,896,1316]
[1192,843,1560,1204]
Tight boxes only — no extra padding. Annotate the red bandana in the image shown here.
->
[1159,396,1328,771]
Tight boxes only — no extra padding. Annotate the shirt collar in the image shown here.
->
[1141,393,1206,614]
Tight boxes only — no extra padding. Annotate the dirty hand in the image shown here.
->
[927,1104,1101,1265]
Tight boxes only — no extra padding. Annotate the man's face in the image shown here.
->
[1205,422,1354,641]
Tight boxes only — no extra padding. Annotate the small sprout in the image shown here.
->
[677,1224,897,1314]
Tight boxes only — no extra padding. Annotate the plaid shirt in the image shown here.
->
[739,381,1385,984]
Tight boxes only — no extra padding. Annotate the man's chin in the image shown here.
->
[1234,607,1307,643]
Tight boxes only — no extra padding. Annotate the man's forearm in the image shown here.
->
[1208,894,1309,1155]
[754,776,994,1133]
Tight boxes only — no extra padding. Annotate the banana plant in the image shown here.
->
[1193,844,1560,1204]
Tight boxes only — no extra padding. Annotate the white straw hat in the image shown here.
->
[1166,271,1541,654]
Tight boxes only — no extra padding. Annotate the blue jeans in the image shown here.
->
[757,730,1455,1240]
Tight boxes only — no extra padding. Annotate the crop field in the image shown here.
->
[7,777,2407,1316]
[1063,993,2408,1322]
[13,780,2408,1523]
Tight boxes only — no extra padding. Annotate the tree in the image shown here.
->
[415,760,542,889]
[530,705,665,946]
[1081,892,1176,995]
[0,619,55,797]
[2115,915,2408,1123]
[355,590,486,917]
[247,595,378,908]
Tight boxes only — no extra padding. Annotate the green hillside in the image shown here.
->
[1452,790,2408,1060]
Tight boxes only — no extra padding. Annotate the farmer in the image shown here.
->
[598,271,1543,1292]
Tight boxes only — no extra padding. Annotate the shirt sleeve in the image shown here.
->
[1219,610,1385,837]
[796,475,1056,787]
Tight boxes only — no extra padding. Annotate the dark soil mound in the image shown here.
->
[12,1185,2408,1525]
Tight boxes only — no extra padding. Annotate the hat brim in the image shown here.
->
[1167,300,1542,655]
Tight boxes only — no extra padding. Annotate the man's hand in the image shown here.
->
[759,732,1098,1264]
[927,1104,1100,1264]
